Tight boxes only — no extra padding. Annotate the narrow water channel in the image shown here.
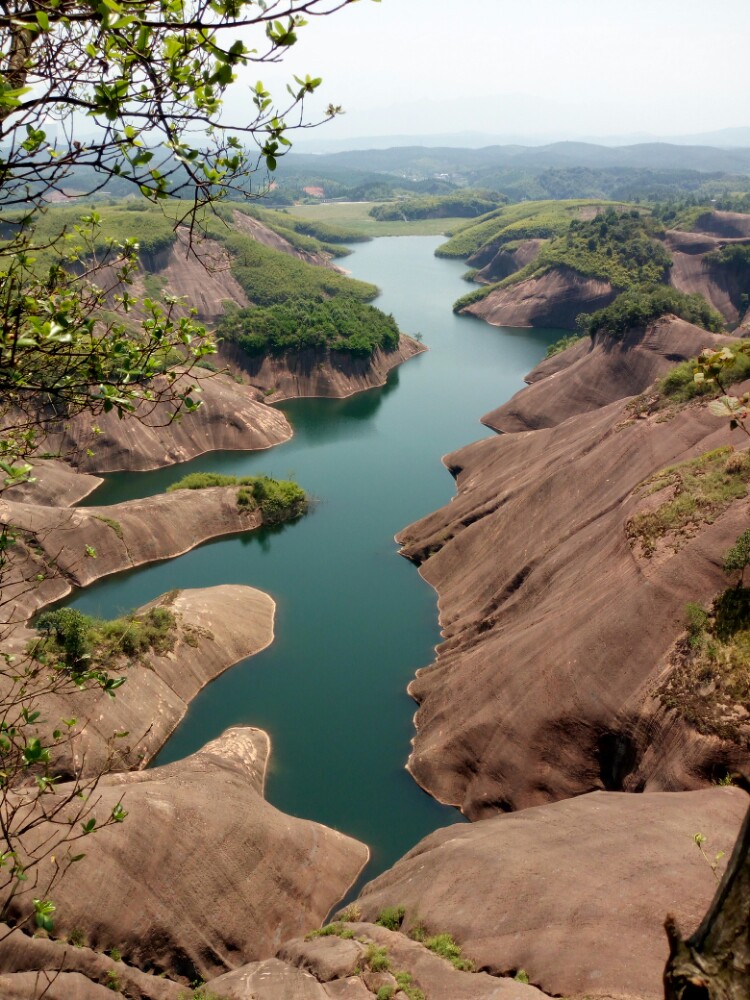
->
[66,236,561,886]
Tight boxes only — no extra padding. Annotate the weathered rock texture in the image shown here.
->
[3,459,102,508]
[461,265,616,329]
[217,335,426,402]
[0,924,185,999]
[353,789,748,1000]
[397,319,750,815]
[43,585,276,776]
[665,229,750,326]
[1,485,265,621]
[207,924,548,1000]
[470,238,545,285]
[37,370,292,473]
[7,728,369,982]
[484,316,732,433]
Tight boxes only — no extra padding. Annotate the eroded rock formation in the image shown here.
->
[217,335,426,402]
[5,728,369,982]
[352,789,748,1000]
[397,319,750,815]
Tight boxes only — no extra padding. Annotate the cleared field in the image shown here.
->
[287,201,467,237]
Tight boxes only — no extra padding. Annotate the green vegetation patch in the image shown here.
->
[217,297,399,357]
[587,285,725,339]
[32,604,178,670]
[452,206,670,313]
[285,201,469,238]
[375,906,406,931]
[659,587,750,748]
[166,472,307,525]
[223,232,377,305]
[546,333,585,358]
[627,446,750,557]
[436,198,634,260]
[369,190,506,222]
[409,925,475,972]
[305,921,355,940]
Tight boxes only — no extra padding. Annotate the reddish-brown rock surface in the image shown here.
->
[353,788,748,1000]
[461,265,616,329]
[397,320,750,815]
[6,728,369,982]
[484,316,732,433]
[664,229,750,326]
[38,370,292,474]
[470,238,545,285]
[1,485,267,621]
[217,335,426,402]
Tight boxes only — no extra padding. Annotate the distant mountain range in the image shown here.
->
[295,127,750,155]
[286,140,750,176]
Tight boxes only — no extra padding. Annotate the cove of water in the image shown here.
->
[66,236,561,888]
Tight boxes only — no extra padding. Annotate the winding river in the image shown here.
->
[66,235,561,887]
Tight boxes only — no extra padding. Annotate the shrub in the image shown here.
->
[423,933,475,972]
[166,473,307,525]
[365,944,392,973]
[376,906,405,931]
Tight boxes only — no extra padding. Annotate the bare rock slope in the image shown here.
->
[352,788,748,1000]
[460,265,616,329]
[44,585,276,776]
[218,334,426,402]
[39,370,292,473]
[484,316,731,433]
[397,318,750,815]
[1,485,267,621]
[7,728,369,983]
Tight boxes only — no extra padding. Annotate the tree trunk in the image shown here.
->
[664,803,750,999]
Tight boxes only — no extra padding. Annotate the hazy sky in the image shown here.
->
[229,0,750,142]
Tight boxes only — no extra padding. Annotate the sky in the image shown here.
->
[226,0,750,145]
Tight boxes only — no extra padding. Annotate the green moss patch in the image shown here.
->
[627,447,750,556]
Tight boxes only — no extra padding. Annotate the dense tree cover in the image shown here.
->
[369,190,506,222]
[585,285,725,338]
[217,296,399,356]
[517,208,671,290]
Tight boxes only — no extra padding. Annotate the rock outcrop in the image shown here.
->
[1,485,267,621]
[397,320,750,815]
[460,265,616,330]
[37,370,292,474]
[484,316,732,433]
[352,788,748,1000]
[207,923,548,999]
[5,728,369,982]
[0,925,185,999]
[665,229,750,326]
[217,335,426,402]
[40,585,276,775]
[470,238,545,285]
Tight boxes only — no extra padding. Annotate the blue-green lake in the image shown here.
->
[66,235,560,889]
